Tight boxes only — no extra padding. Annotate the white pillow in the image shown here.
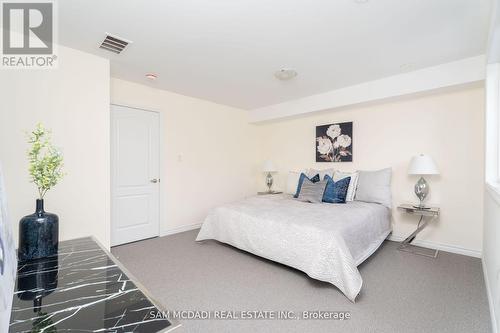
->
[333,170,359,202]
[286,171,302,194]
[355,168,392,208]
[307,168,334,180]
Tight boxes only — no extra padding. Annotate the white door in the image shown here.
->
[111,105,160,246]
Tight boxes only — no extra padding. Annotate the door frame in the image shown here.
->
[110,103,163,246]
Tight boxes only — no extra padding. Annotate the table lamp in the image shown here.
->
[262,160,277,193]
[408,154,439,209]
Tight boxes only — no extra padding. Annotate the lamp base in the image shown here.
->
[265,173,273,192]
[414,177,429,208]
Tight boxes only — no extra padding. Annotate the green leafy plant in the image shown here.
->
[27,123,64,199]
[31,311,57,333]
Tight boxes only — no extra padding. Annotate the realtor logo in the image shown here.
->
[1,1,57,68]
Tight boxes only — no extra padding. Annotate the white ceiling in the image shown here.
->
[59,0,491,110]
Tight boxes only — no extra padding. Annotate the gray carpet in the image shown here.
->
[112,230,491,333]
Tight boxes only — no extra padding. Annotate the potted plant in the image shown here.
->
[18,123,64,261]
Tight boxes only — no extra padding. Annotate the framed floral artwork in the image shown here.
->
[316,122,353,162]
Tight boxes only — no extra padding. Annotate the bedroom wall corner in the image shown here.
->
[0,45,111,249]
[110,78,260,236]
[254,85,485,255]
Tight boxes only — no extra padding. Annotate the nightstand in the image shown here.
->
[397,204,440,258]
[257,191,283,195]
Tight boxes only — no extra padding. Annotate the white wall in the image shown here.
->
[255,85,485,255]
[483,0,500,328]
[0,45,111,248]
[484,188,500,333]
[110,78,258,235]
[484,62,500,332]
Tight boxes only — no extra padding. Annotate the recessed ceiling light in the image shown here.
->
[274,68,298,81]
[145,73,158,80]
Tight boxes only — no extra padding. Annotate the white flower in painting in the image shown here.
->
[336,134,352,148]
[326,124,341,139]
[317,137,333,155]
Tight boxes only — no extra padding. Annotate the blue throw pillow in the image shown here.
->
[322,175,351,203]
[294,173,320,198]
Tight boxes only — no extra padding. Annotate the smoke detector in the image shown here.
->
[145,73,158,80]
[274,68,298,81]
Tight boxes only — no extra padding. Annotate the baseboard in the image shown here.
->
[387,235,482,258]
[482,258,499,333]
[160,223,202,237]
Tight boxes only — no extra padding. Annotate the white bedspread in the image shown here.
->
[196,194,391,302]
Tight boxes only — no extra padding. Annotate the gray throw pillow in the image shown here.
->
[355,168,392,208]
[297,179,328,203]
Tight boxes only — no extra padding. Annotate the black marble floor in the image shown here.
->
[10,237,174,332]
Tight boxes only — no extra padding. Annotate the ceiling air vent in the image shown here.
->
[99,34,131,54]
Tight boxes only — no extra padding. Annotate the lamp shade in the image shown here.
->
[408,154,439,175]
[262,160,276,173]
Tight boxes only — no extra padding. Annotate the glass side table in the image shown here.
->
[397,204,440,258]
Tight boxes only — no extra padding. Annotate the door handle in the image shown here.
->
[150,179,159,183]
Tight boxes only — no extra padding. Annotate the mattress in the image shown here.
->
[196,194,391,302]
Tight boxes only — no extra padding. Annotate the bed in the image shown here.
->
[196,194,392,302]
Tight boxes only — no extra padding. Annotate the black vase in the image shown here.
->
[18,199,59,261]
